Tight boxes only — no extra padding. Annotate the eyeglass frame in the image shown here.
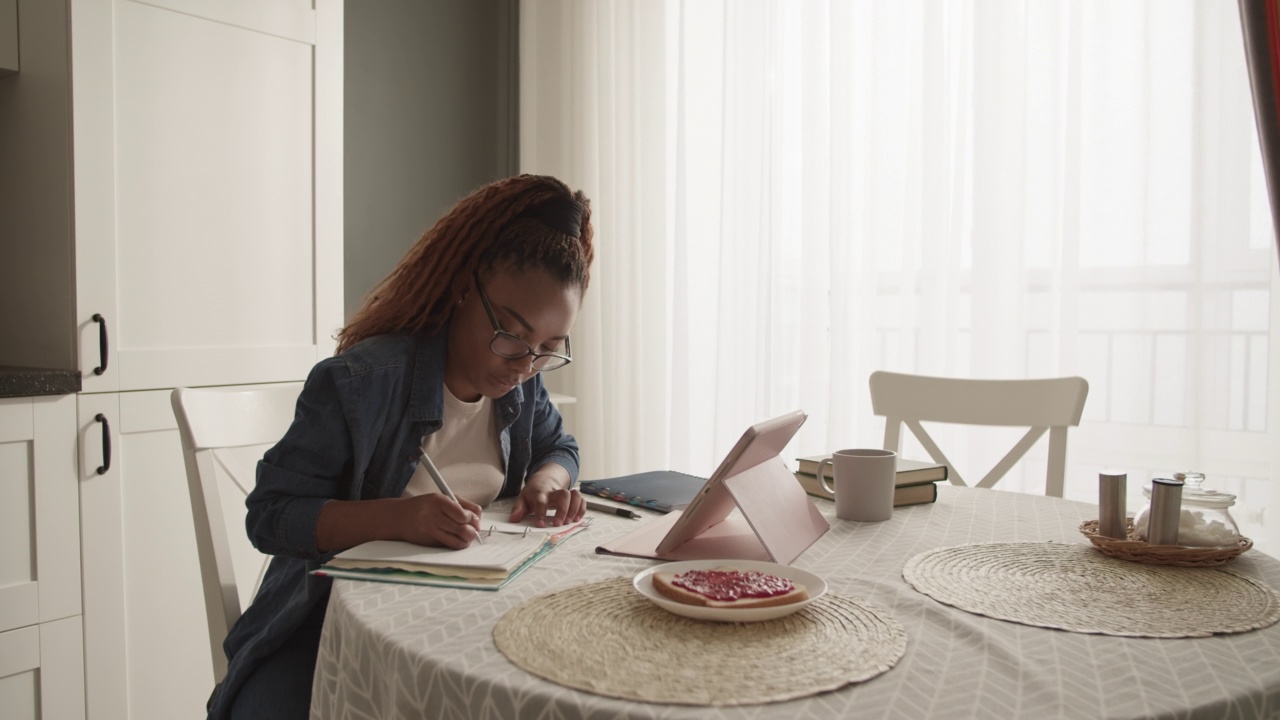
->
[472,273,573,371]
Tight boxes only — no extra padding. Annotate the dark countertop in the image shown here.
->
[0,366,82,398]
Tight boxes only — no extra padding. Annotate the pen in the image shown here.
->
[585,499,643,519]
[418,449,483,544]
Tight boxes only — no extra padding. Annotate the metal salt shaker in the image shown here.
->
[1146,477,1184,545]
[1098,470,1127,539]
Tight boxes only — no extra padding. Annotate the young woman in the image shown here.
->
[209,175,594,719]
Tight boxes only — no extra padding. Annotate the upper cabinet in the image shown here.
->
[0,0,343,393]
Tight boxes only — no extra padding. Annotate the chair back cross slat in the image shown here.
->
[870,371,1088,497]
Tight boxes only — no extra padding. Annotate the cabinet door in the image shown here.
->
[0,618,87,720]
[71,0,343,393]
[79,392,220,720]
[0,395,85,720]
[0,395,81,635]
[76,394,125,720]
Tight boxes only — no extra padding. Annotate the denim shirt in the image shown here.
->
[209,329,579,719]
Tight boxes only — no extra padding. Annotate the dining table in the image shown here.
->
[309,485,1280,719]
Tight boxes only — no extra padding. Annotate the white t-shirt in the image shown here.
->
[402,385,504,506]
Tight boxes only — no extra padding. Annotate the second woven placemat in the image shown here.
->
[492,576,906,705]
[903,542,1280,638]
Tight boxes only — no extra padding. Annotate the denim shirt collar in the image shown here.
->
[408,326,524,429]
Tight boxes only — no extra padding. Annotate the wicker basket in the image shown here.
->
[1079,519,1252,568]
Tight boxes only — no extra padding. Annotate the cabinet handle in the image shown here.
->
[92,313,109,375]
[94,413,111,475]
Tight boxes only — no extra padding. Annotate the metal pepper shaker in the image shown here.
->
[1098,470,1127,539]
[1146,477,1184,545]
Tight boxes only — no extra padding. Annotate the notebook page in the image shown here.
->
[478,510,588,536]
[329,534,548,578]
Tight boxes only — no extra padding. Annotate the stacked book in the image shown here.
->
[793,455,948,508]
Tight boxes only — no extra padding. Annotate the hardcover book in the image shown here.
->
[796,455,948,485]
[793,472,939,507]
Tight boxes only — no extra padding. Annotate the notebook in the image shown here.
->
[597,410,829,565]
[314,512,590,590]
[578,470,705,512]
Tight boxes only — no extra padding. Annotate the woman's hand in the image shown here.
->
[510,466,584,528]
[316,493,484,553]
[393,493,484,549]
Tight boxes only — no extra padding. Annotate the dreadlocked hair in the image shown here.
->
[337,174,594,354]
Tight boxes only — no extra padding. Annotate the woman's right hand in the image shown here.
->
[394,493,484,549]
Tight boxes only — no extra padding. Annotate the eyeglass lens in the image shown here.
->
[490,333,569,370]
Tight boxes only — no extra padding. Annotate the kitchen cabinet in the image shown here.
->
[78,391,224,718]
[0,0,343,718]
[0,0,342,391]
[0,395,85,720]
[70,0,344,394]
[70,2,344,718]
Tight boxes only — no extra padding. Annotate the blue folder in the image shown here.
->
[577,470,705,513]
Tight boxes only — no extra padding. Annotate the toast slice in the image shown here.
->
[653,568,808,609]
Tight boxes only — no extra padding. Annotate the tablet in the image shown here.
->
[653,410,808,555]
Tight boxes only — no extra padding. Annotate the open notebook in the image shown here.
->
[315,511,589,590]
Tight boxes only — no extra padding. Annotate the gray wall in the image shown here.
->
[0,0,76,370]
[344,0,518,320]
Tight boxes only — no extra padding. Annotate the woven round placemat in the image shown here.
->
[903,542,1280,638]
[492,577,907,705]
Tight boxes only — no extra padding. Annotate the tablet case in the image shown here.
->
[596,415,829,565]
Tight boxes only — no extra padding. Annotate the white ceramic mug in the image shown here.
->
[816,448,897,521]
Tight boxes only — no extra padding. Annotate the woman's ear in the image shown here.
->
[453,280,469,305]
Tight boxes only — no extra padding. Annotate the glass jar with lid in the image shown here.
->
[1132,472,1241,547]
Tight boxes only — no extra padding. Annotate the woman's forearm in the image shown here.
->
[315,498,406,553]
[529,462,573,489]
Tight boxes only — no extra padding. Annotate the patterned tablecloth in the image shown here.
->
[310,486,1280,720]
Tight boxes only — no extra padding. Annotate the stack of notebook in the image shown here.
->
[792,455,948,507]
[314,514,590,591]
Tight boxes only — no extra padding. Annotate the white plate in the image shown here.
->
[633,559,827,623]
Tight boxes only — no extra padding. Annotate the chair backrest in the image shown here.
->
[171,382,302,682]
[868,371,1089,497]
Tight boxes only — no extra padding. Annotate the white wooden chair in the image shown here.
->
[171,383,302,682]
[868,371,1089,497]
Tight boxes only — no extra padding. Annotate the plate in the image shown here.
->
[632,559,827,623]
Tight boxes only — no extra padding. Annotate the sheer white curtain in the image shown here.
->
[522,0,1280,549]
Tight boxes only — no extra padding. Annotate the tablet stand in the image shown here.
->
[597,456,829,565]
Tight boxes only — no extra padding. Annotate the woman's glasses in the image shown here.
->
[473,274,573,371]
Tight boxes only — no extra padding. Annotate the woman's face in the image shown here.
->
[445,267,581,402]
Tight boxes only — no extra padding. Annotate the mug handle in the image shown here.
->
[816,458,836,497]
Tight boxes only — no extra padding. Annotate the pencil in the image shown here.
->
[585,499,643,519]
[418,449,483,544]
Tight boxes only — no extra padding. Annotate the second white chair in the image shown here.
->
[171,382,302,682]
[868,371,1089,498]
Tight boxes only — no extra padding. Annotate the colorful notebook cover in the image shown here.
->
[578,470,705,512]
